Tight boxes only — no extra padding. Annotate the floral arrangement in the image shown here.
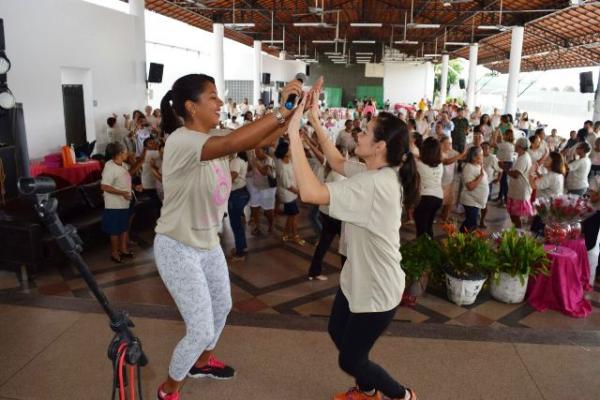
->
[439,223,497,279]
[534,194,592,224]
[492,228,550,285]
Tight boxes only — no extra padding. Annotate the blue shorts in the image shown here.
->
[283,199,299,216]
[102,208,130,235]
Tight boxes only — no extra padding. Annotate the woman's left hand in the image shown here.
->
[287,96,308,141]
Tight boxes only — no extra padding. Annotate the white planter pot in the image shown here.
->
[445,273,486,306]
[490,272,528,304]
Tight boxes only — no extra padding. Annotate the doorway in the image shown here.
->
[62,84,87,147]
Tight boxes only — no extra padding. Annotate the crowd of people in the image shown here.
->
[94,73,600,400]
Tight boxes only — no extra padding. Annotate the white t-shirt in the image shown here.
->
[460,163,489,209]
[496,142,515,162]
[326,162,405,313]
[248,155,276,190]
[278,162,298,203]
[590,149,600,166]
[566,156,592,191]
[481,125,492,142]
[483,154,501,181]
[508,152,532,200]
[155,127,232,250]
[547,135,561,151]
[336,130,356,152]
[319,170,344,215]
[141,150,160,189]
[442,149,459,186]
[537,172,564,198]
[491,114,501,129]
[256,104,266,117]
[101,160,131,210]
[417,160,443,199]
[229,156,248,191]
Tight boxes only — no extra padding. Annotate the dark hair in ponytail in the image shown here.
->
[373,112,420,208]
[160,74,216,134]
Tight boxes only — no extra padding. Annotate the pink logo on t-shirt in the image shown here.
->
[212,163,231,206]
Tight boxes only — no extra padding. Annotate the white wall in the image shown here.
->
[145,11,305,107]
[2,0,146,158]
[383,62,435,105]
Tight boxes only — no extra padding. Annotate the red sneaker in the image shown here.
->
[333,387,381,400]
[157,384,179,400]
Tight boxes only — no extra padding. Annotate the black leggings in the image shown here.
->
[309,213,344,277]
[414,195,442,237]
[328,289,406,398]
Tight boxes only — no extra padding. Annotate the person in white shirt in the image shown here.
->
[145,105,158,128]
[506,138,533,228]
[480,142,501,228]
[228,152,250,261]
[479,114,493,142]
[440,136,464,222]
[140,138,162,215]
[100,142,144,263]
[225,116,241,130]
[528,133,549,177]
[415,137,443,237]
[517,112,531,137]
[532,152,565,198]
[336,119,356,154]
[546,128,563,151]
[566,142,592,195]
[491,108,501,130]
[495,129,516,204]
[134,115,152,157]
[238,98,249,115]
[256,99,267,117]
[274,141,305,246]
[460,146,489,232]
[247,146,277,235]
[589,137,600,178]
[470,106,482,126]
[415,109,430,137]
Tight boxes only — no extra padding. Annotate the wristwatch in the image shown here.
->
[274,110,286,125]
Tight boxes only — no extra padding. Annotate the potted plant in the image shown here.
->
[440,224,496,306]
[490,228,550,303]
[401,235,442,297]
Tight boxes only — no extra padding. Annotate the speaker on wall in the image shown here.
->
[148,63,164,83]
[261,73,271,85]
[580,71,594,93]
[459,79,466,89]
[306,65,310,77]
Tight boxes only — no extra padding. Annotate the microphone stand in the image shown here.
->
[20,181,147,400]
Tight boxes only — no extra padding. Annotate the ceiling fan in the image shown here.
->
[224,0,255,31]
[264,11,285,49]
[293,0,336,17]
[442,0,475,7]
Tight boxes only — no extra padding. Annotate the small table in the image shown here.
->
[527,244,592,318]
[30,160,102,188]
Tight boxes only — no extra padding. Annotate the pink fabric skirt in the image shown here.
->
[506,198,534,217]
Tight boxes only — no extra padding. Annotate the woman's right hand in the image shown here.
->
[280,80,303,116]
[122,191,132,200]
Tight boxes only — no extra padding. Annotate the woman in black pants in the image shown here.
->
[414,137,443,237]
[308,164,345,280]
[288,86,418,400]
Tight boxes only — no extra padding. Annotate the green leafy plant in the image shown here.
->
[493,228,550,285]
[440,226,496,279]
[401,235,443,282]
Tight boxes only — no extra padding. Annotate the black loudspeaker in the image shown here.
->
[148,63,164,83]
[580,71,594,93]
[459,79,466,89]
[260,91,271,105]
[261,73,271,85]
[306,65,310,76]
[0,104,31,201]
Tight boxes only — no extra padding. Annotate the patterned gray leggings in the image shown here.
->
[154,234,232,381]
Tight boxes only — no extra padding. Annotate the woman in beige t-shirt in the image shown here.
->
[287,88,419,400]
[153,74,301,400]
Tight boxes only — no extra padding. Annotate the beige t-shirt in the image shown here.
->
[326,161,405,313]
[278,162,298,203]
[155,127,232,250]
[141,150,160,190]
[508,152,532,200]
[101,160,131,209]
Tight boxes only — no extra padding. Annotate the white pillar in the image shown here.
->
[504,26,524,117]
[440,53,449,105]
[253,40,262,107]
[213,23,225,101]
[466,43,478,110]
[129,0,147,106]
[593,68,600,123]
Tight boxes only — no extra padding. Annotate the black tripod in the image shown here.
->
[18,177,147,400]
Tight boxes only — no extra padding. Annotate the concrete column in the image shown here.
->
[504,26,524,117]
[253,40,262,107]
[213,23,225,102]
[593,69,600,123]
[129,0,147,106]
[440,53,449,105]
[466,43,478,110]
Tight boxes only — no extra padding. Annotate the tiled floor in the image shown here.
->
[2,201,599,332]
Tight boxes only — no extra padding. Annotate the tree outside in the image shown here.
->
[434,59,464,102]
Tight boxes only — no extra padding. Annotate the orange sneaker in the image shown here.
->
[333,387,381,400]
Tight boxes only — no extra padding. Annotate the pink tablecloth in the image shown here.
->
[562,238,592,292]
[527,244,592,318]
[30,160,102,188]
